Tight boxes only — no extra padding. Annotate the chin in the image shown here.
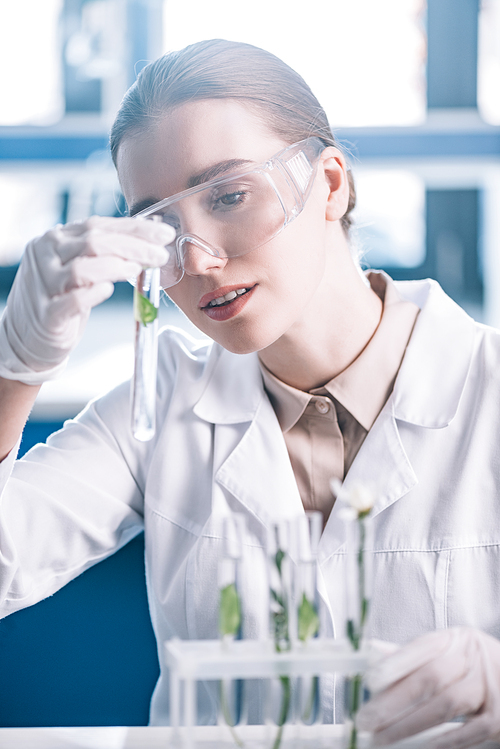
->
[215,326,283,356]
[218,338,262,356]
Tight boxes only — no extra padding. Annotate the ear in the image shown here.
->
[320,147,350,222]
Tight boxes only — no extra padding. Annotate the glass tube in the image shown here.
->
[292,512,322,726]
[265,521,294,745]
[131,266,160,441]
[345,511,373,650]
[344,510,373,749]
[218,515,246,736]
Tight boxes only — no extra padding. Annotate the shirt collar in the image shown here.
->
[260,271,420,432]
[260,363,311,432]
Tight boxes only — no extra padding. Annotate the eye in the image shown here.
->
[159,213,180,236]
[213,190,246,209]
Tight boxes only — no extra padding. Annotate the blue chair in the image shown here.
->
[0,421,159,727]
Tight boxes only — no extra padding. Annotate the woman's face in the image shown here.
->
[117,99,336,354]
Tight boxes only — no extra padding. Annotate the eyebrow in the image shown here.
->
[128,158,255,216]
[187,158,254,189]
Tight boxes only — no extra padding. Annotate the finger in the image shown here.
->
[368,639,401,667]
[58,215,176,245]
[358,643,475,732]
[69,255,144,291]
[48,256,143,296]
[48,282,115,319]
[368,662,484,745]
[53,230,171,267]
[366,629,460,694]
[427,716,493,749]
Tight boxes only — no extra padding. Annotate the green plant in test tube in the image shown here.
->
[298,592,319,642]
[268,528,292,749]
[297,592,320,724]
[133,285,158,325]
[332,481,374,749]
[219,582,244,746]
[219,582,241,638]
[294,512,321,724]
[219,517,245,747]
[131,266,160,442]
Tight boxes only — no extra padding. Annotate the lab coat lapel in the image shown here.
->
[193,279,475,554]
[319,278,476,562]
[318,404,418,562]
[194,345,303,525]
[216,398,304,523]
[391,278,475,428]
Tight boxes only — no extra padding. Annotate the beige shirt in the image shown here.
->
[260,272,419,522]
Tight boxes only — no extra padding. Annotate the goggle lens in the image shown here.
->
[149,172,286,288]
[135,138,325,289]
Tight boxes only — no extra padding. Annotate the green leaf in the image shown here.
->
[134,287,158,326]
[273,608,288,646]
[347,618,360,650]
[346,673,363,718]
[298,593,319,642]
[219,583,241,637]
[270,588,284,608]
[361,596,370,627]
[275,548,285,575]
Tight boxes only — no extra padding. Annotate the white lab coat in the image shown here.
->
[0,276,500,724]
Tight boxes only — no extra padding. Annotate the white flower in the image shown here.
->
[329,478,375,515]
[337,506,358,522]
[347,482,375,514]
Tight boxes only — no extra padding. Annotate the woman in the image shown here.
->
[0,40,500,746]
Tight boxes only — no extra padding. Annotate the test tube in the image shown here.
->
[292,512,322,726]
[344,509,373,650]
[265,521,294,739]
[343,506,374,749]
[218,516,246,736]
[131,266,160,441]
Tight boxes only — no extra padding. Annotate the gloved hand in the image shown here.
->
[0,216,174,385]
[357,627,500,749]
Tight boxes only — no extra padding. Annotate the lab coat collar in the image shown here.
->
[193,344,264,424]
[192,277,476,532]
[390,277,476,428]
[193,342,303,523]
[194,277,475,431]
[319,277,476,561]
[319,396,418,557]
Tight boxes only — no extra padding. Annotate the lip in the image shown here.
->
[199,284,255,309]
[201,284,257,322]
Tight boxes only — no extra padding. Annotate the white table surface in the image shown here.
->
[0,724,499,749]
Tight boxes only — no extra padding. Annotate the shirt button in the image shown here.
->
[314,398,330,414]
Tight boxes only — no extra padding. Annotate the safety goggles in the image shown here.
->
[134,137,326,289]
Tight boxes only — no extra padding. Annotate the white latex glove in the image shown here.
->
[0,216,174,385]
[357,627,500,749]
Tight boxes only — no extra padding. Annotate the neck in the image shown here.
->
[258,241,383,392]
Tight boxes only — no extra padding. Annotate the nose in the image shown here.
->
[181,239,228,277]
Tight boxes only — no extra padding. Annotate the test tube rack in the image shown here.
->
[165,637,369,748]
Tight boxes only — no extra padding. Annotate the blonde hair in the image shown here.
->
[110,39,356,233]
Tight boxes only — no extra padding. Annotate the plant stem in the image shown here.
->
[348,673,362,716]
[348,723,358,749]
[219,680,244,748]
[273,675,291,749]
[301,675,319,723]
[270,542,291,749]
[345,672,363,749]
[358,517,366,628]
[346,513,371,749]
